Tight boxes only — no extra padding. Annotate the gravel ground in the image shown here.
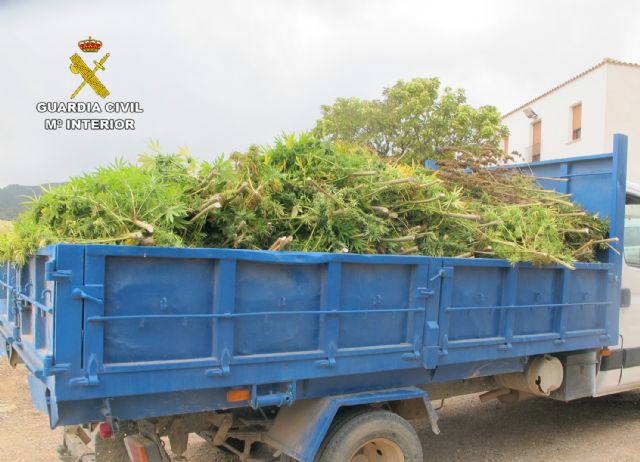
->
[1,357,639,462]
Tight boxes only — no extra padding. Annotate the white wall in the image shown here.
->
[604,65,640,182]
[502,65,609,163]
[502,63,640,182]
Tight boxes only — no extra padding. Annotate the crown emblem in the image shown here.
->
[78,36,102,53]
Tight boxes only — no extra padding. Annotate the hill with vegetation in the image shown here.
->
[0,184,61,220]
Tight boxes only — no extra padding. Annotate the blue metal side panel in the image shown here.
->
[53,245,85,375]
[516,154,614,219]
[435,259,613,366]
[0,247,63,377]
[0,261,13,343]
[512,133,627,344]
[38,247,615,424]
[59,248,432,402]
[608,135,628,343]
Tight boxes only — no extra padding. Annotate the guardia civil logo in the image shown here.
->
[69,36,110,99]
[36,36,144,131]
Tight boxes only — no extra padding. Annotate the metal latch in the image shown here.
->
[71,287,103,305]
[416,287,434,298]
[250,383,296,409]
[430,267,453,282]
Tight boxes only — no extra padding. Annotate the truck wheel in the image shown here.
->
[315,408,422,462]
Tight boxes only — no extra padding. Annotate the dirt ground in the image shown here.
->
[1,357,639,462]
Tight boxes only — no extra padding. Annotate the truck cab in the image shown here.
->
[596,182,640,395]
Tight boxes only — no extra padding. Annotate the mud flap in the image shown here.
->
[28,375,59,428]
[8,344,21,368]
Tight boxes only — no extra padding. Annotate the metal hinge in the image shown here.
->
[315,342,337,368]
[206,349,231,377]
[402,336,422,360]
[69,354,100,387]
[45,260,71,281]
[440,334,449,356]
[34,354,70,378]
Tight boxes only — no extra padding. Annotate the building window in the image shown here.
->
[572,103,582,140]
[530,120,541,162]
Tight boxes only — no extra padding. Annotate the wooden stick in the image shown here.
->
[307,178,341,204]
[76,231,144,244]
[439,211,481,220]
[478,220,500,228]
[380,177,416,186]
[269,236,293,251]
[131,219,154,234]
[200,193,223,209]
[225,182,249,202]
[188,201,222,223]
[573,237,620,257]
[490,239,576,270]
[606,242,622,255]
[192,167,219,195]
[349,171,378,177]
[540,196,575,207]
[400,246,419,255]
[511,202,545,208]
[371,206,390,215]
[361,178,436,200]
[381,235,416,243]
[558,211,587,217]
[560,228,590,234]
[526,175,569,182]
[398,194,445,206]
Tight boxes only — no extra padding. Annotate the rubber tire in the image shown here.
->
[315,408,423,462]
[95,435,130,462]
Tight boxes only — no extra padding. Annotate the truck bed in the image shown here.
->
[0,135,628,427]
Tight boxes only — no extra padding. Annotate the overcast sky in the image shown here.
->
[0,0,639,186]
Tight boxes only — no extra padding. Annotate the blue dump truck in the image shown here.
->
[0,135,631,462]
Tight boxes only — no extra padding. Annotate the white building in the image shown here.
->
[501,58,640,182]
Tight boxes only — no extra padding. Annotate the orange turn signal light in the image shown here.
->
[227,388,251,402]
[600,348,612,357]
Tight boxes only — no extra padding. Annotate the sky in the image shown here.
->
[1,0,639,186]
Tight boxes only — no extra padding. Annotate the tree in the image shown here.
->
[314,77,508,164]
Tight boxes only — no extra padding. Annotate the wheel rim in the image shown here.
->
[350,438,405,462]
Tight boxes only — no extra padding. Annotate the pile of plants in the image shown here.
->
[0,134,615,268]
